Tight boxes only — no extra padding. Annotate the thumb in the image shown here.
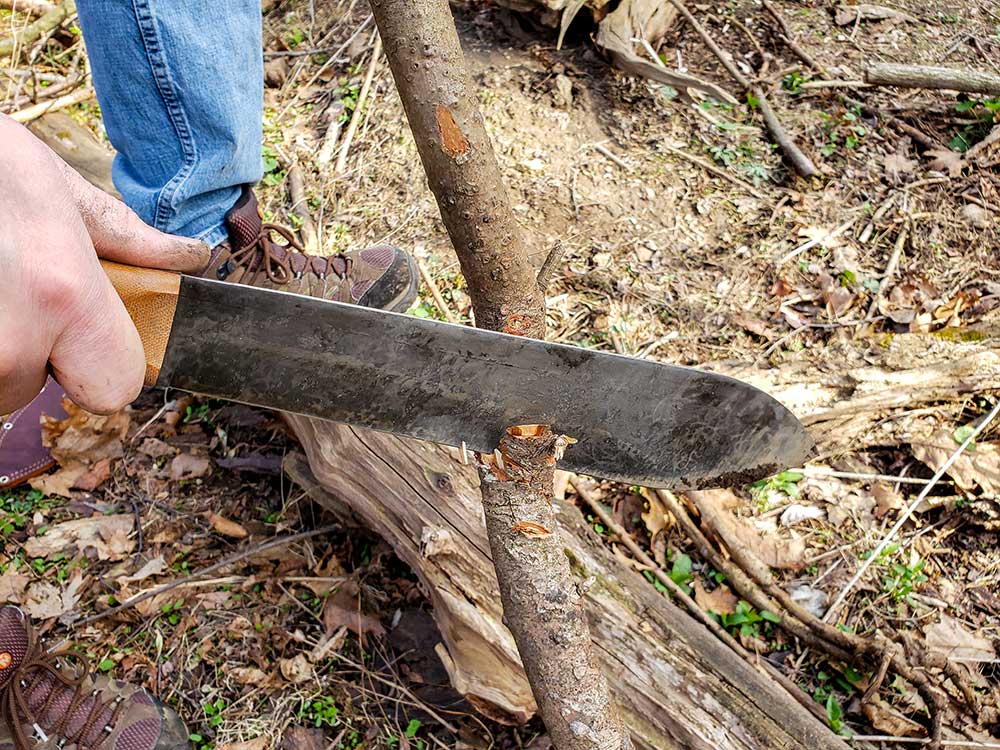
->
[48,256,147,415]
[53,156,211,273]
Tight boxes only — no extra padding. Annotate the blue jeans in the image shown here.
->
[76,0,264,248]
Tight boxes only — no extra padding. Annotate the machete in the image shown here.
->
[101,260,812,489]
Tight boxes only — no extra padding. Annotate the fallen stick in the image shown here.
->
[334,33,381,176]
[415,258,458,324]
[865,63,1000,96]
[664,0,817,177]
[0,0,56,17]
[9,85,92,122]
[286,163,319,252]
[0,0,74,57]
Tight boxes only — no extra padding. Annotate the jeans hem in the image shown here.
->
[196,224,229,250]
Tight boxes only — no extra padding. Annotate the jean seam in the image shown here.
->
[130,0,198,231]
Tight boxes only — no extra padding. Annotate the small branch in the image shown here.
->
[535,240,566,292]
[0,0,56,17]
[798,80,870,90]
[287,163,319,252]
[663,0,817,177]
[8,86,92,122]
[416,258,458,324]
[71,523,341,628]
[594,143,631,171]
[754,88,817,178]
[803,466,949,486]
[761,0,828,76]
[478,428,629,749]
[865,63,1000,96]
[316,101,346,165]
[866,226,907,318]
[334,34,381,175]
[0,0,74,58]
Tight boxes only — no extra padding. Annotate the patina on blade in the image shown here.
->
[156,275,813,488]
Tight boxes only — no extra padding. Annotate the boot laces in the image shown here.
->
[0,620,124,750]
[226,223,352,285]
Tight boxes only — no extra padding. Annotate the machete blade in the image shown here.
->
[155,275,812,488]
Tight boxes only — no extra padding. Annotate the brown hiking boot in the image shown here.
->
[0,607,188,750]
[201,186,418,312]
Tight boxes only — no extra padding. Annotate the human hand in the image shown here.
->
[0,115,209,415]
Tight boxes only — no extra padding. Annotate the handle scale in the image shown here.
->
[100,260,182,385]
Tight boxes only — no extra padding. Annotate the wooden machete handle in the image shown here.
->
[100,260,182,386]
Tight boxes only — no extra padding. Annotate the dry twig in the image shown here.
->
[334,33,382,175]
[0,0,74,58]
[72,523,342,627]
[9,85,92,122]
[287,163,319,252]
[416,258,458,324]
[663,0,817,177]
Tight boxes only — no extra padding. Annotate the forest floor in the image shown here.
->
[1,0,999,748]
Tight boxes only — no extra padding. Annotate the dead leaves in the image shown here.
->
[924,614,995,662]
[31,401,130,497]
[693,580,738,615]
[834,3,917,25]
[321,580,385,645]
[1,568,85,621]
[640,489,671,541]
[23,514,135,561]
[927,149,965,178]
[911,429,1000,495]
[208,512,249,539]
[693,490,807,570]
[169,453,212,481]
[878,276,977,332]
[0,570,30,602]
[883,150,916,185]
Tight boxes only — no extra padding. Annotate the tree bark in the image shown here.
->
[865,63,1000,95]
[368,1,628,747]
[479,426,626,750]
[368,0,544,336]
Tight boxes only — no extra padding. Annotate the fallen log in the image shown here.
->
[865,63,1000,96]
[282,418,848,750]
